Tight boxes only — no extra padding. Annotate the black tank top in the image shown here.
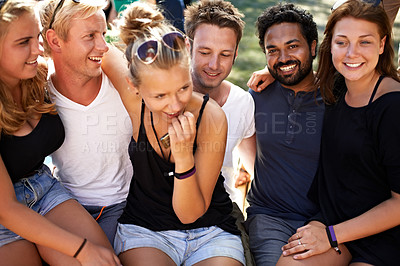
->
[0,113,65,183]
[119,95,239,235]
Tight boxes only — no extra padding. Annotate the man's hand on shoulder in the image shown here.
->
[247,66,275,92]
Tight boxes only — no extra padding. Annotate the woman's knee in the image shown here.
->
[0,240,42,266]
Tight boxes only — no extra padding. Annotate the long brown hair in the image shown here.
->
[0,0,56,136]
[316,0,399,104]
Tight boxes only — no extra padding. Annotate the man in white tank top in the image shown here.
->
[39,0,132,245]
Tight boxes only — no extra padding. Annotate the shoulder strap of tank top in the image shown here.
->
[137,100,147,137]
[368,75,385,105]
[193,94,209,153]
[140,100,145,123]
[195,94,209,130]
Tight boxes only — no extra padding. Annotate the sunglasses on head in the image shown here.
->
[331,0,381,11]
[48,0,80,30]
[136,31,186,64]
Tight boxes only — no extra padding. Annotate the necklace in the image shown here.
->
[150,111,171,162]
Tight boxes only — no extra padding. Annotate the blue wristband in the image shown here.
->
[326,226,341,255]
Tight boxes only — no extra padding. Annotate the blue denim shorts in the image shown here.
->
[114,223,245,265]
[0,164,73,247]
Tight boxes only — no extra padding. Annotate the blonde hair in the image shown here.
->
[118,2,190,87]
[0,0,56,136]
[39,0,106,57]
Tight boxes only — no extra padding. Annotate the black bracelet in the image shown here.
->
[326,226,341,255]
[174,165,196,180]
[73,238,87,258]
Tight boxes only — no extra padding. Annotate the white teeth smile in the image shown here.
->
[89,56,102,62]
[26,59,37,65]
[280,64,296,71]
[345,63,362,68]
[206,72,218,76]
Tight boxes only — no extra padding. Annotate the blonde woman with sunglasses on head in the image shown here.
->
[103,2,245,265]
[0,0,120,265]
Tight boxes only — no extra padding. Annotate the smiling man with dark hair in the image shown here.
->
[244,3,325,265]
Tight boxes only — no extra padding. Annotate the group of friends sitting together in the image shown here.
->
[0,0,399,265]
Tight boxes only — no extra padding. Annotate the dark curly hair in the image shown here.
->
[256,3,318,58]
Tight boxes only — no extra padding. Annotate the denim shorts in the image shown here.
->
[114,223,245,265]
[0,164,73,247]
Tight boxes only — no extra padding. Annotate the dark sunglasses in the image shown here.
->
[136,32,186,64]
[48,0,80,29]
[331,0,380,11]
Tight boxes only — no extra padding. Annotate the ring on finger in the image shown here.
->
[297,233,300,240]
[298,239,302,246]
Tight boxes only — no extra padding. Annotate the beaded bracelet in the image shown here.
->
[175,165,196,180]
[73,238,87,258]
[326,226,341,255]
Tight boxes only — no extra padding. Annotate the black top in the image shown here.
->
[0,113,65,183]
[119,95,239,235]
[309,76,400,265]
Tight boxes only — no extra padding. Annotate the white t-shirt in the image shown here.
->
[221,83,255,208]
[48,72,133,206]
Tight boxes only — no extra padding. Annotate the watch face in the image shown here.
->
[160,133,170,149]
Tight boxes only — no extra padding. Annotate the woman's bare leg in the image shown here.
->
[194,256,243,266]
[37,199,113,265]
[119,247,176,266]
[276,245,352,266]
[0,240,42,266]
